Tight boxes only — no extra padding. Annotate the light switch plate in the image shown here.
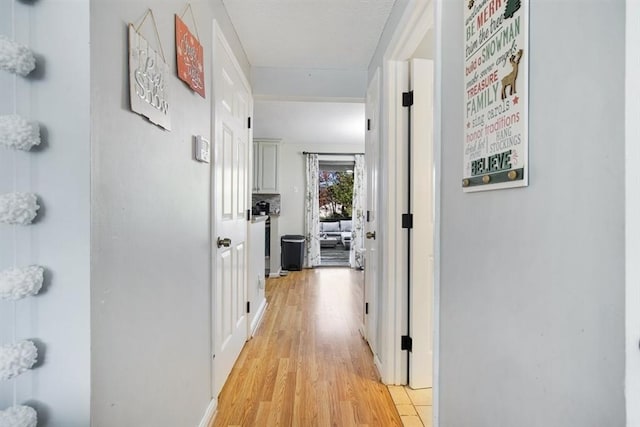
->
[194,135,210,163]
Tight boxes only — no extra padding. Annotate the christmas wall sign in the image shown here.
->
[175,11,205,97]
[463,0,528,191]
[128,10,171,130]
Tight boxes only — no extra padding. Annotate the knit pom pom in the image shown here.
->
[0,193,39,225]
[0,266,44,301]
[0,405,37,427]
[0,35,36,76]
[0,340,38,381]
[0,115,40,151]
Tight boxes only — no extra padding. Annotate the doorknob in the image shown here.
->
[366,231,376,240]
[217,237,232,248]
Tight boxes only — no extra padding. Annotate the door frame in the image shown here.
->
[379,58,409,386]
[377,0,440,420]
[363,67,380,355]
[626,1,640,425]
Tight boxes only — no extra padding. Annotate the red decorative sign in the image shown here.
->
[175,15,205,97]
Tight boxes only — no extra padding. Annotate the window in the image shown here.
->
[318,164,354,220]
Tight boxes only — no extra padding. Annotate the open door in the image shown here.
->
[408,58,435,389]
[364,69,380,358]
[212,22,252,398]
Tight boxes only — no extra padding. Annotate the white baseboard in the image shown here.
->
[198,398,217,427]
[269,269,281,278]
[374,354,384,383]
[251,299,268,336]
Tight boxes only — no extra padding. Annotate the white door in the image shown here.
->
[409,58,435,389]
[364,69,380,358]
[212,23,252,397]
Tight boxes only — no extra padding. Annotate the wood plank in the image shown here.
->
[212,268,401,427]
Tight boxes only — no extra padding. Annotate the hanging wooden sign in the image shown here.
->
[128,11,171,130]
[463,0,528,191]
[175,12,205,97]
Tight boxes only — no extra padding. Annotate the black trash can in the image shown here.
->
[281,235,305,271]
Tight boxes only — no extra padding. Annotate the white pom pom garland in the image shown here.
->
[0,115,40,151]
[0,340,38,381]
[0,35,36,76]
[0,26,43,402]
[0,405,37,427]
[0,193,39,225]
[0,266,43,301]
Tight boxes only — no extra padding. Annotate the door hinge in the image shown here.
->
[402,91,414,107]
[247,209,251,221]
[402,213,413,229]
[246,301,251,314]
[401,335,413,352]
[365,302,369,315]
[367,119,371,131]
[366,210,371,222]
[248,117,252,129]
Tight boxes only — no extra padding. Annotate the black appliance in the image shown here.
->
[256,201,270,215]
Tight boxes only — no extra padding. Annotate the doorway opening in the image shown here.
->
[319,161,354,267]
[374,2,438,423]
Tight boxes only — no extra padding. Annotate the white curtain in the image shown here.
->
[305,154,321,268]
[350,155,365,269]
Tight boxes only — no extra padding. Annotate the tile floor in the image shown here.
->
[387,386,433,427]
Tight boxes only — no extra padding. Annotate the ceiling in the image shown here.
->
[222,0,396,69]
[223,1,392,146]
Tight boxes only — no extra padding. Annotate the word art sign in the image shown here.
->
[463,0,528,191]
[175,15,205,97]
[129,24,171,130]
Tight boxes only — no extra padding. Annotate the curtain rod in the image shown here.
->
[302,151,364,155]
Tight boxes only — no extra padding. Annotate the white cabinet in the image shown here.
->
[253,140,280,194]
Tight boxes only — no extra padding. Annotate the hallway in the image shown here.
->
[212,268,401,426]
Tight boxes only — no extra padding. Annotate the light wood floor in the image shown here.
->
[212,268,402,427]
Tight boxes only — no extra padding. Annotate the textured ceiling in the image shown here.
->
[222,0,396,69]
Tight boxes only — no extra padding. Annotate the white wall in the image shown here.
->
[277,141,364,238]
[438,1,625,426]
[253,101,365,243]
[254,101,365,146]
[0,0,91,425]
[212,2,250,79]
[89,1,247,425]
[626,0,640,425]
[368,0,410,81]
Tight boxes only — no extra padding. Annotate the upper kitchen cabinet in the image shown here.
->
[253,139,280,194]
